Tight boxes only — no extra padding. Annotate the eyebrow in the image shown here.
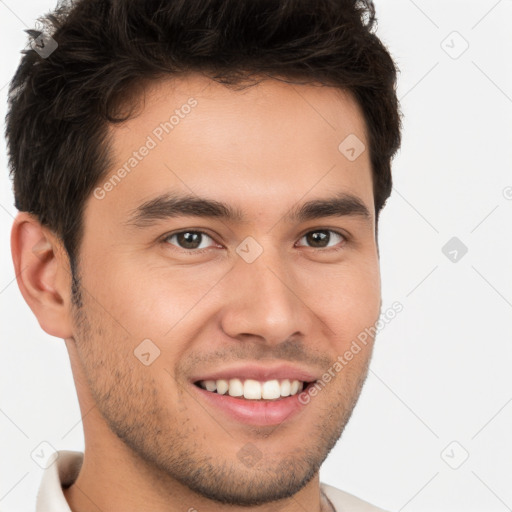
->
[124,191,372,228]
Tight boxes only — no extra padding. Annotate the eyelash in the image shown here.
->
[161,228,348,255]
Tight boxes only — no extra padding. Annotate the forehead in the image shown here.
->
[110,72,369,153]
[88,73,374,229]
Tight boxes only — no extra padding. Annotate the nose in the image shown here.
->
[219,242,313,346]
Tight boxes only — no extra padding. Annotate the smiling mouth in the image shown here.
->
[194,378,311,400]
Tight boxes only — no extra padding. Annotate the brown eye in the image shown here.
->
[164,231,215,251]
[297,230,346,250]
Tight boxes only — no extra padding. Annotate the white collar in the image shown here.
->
[36,450,82,512]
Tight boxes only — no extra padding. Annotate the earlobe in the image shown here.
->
[10,212,74,339]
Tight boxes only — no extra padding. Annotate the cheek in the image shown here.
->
[72,284,183,411]
[78,254,220,372]
[80,254,182,332]
[307,257,381,333]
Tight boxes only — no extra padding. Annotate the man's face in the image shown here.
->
[70,74,381,505]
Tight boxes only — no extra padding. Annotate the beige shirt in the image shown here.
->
[36,451,389,512]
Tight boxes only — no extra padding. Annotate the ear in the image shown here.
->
[10,212,74,339]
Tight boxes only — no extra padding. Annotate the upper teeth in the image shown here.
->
[197,379,304,400]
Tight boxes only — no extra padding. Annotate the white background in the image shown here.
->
[1,1,511,511]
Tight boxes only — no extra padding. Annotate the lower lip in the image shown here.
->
[191,384,308,426]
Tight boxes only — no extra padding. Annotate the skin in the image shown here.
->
[11,73,382,512]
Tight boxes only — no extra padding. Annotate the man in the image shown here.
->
[6,0,401,510]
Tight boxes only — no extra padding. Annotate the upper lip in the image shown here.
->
[190,363,319,384]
